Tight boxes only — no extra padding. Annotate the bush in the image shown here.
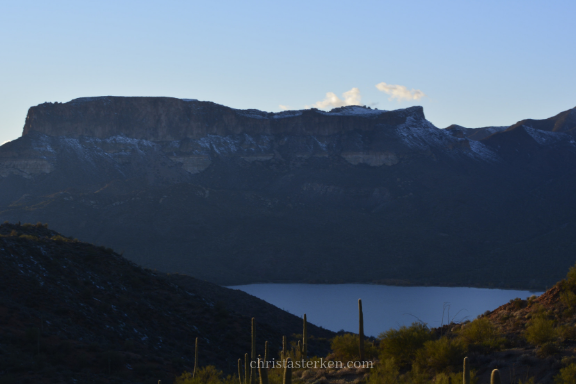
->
[331,333,377,362]
[559,324,576,341]
[378,322,432,369]
[174,366,235,384]
[536,342,560,357]
[458,318,506,351]
[19,234,39,241]
[565,265,576,291]
[555,363,576,384]
[510,298,526,310]
[434,371,477,384]
[415,337,467,373]
[525,316,557,346]
[51,235,74,242]
[560,290,576,309]
[367,358,399,384]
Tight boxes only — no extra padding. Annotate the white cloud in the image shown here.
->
[279,105,290,111]
[309,87,362,109]
[375,82,425,101]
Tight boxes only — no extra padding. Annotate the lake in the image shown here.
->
[228,284,542,337]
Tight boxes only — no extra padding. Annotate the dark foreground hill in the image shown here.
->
[0,223,334,384]
[1,97,576,289]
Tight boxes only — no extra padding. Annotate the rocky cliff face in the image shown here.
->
[18,97,500,176]
[23,96,425,139]
[3,98,576,289]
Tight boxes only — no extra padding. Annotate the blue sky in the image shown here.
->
[1,0,575,145]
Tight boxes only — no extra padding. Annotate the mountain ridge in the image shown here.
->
[2,98,576,289]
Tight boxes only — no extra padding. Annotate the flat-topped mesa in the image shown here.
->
[22,96,426,141]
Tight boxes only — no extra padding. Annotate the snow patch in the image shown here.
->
[468,140,501,162]
[272,110,304,119]
[324,106,388,116]
[396,116,448,150]
[523,126,564,146]
[235,109,269,119]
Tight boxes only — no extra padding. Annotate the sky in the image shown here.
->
[1,0,575,145]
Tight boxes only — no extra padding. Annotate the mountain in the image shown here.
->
[1,97,576,289]
[0,222,333,383]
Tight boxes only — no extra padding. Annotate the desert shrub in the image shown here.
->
[415,337,467,373]
[536,342,560,357]
[331,333,377,362]
[565,265,576,291]
[19,234,39,241]
[560,290,576,309]
[525,316,557,346]
[174,366,235,384]
[434,370,477,384]
[458,317,506,351]
[510,298,526,310]
[378,322,432,369]
[51,235,71,242]
[367,358,399,384]
[9,230,18,237]
[555,363,576,384]
[519,378,535,384]
[558,324,576,341]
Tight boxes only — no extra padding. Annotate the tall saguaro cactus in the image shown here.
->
[258,357,269,384]
[358,299,365,361]
[303,314,308,361]
[193,337,198,378]
[264,341,269,364]
[283,357,292,384]
[244,353,249,384]
[491,369,501,384]
[282,336,287,362]
[463,357,470,384]
[251,318,257,384]
[238,358,243,384]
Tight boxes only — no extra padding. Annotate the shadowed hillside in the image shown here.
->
[0,223,333,383]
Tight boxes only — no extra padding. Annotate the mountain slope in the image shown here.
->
[0,223,333,383]
[1,98,576,289]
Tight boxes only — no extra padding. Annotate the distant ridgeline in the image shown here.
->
[1,96,576,289]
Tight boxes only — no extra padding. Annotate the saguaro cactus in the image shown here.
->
[264,341,269,365]
[359,299,364,361]
[491,369,501,384]
[463,357,470,384]
[258,357,269,384]
[238,358,243,384]
[303,314,308,360]
[193,337,198,378]
[244,353,249,384]
[283,357,292,384]
[251,318,257,384]
[282,336,287,362]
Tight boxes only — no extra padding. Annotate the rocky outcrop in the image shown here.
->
[23,97,425,140]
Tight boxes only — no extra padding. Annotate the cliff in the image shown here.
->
[22,96,424,140]
[3,98,576,289]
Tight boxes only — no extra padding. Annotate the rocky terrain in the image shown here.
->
[1,97,576,288]
[0,223,333,384]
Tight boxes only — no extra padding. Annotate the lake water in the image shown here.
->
[228,284,542,337]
